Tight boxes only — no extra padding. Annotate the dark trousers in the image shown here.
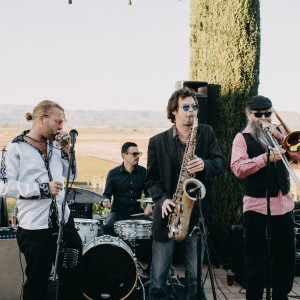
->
[17,217,83,300]
[243,211,295,300]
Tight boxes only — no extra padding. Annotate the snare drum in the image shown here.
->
[114,219,152,241]
[74,218,99,245]
[83,235,137,300]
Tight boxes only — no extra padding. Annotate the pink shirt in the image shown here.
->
[231,126,300,216]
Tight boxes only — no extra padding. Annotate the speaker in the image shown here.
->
[0,239,26,300]
[231,221,300,287]
[69,203,93,219]
[231,224,246,288]
[175,81,208,124]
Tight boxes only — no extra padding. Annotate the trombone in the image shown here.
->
[272,109,300,152]
[262,109,300,191]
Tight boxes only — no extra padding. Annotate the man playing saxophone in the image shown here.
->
[231,95,300,300]
[145,87,225,300]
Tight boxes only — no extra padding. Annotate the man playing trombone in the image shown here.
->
[231,95,300,300]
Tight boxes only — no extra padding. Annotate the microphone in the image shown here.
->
[69,129,78,145]
[62,247,79,269]
[187,186,202,198]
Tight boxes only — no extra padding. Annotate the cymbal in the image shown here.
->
[66,188,104,204]
[136,197,153,203]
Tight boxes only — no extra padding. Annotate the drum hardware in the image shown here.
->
[93,214,108,236]
[130,248,151,299]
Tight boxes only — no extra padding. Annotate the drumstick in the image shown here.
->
[130,213,146,217]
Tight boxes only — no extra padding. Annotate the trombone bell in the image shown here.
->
[284,131,300,152]
[272,108,300,153]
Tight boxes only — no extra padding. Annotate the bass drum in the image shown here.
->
[82,235,137,300]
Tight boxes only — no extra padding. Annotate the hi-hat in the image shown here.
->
[136,197,153,203]
[66,188,104,204]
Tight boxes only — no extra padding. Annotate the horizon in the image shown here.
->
[0,0,299,113]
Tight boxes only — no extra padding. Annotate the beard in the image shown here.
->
[248,119,274,151]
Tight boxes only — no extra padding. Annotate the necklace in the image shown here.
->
[25,135,47,144]
[25,135,62,150]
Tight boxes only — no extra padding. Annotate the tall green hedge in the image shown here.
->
[190,0,260,261]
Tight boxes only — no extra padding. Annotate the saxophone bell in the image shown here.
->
[183,178,206,201]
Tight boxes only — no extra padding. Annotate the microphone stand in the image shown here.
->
[52,140,76,300]
[195,187,217,300]
[265,148,272,300]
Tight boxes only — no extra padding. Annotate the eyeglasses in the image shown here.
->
[127,152,142,157]
[43,114,65,126]
[250,111,272,118]
[182,104,199,111]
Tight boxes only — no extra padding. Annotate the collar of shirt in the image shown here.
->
[172,125,186,146]
[12,130,30,143]
[119,162,140,173]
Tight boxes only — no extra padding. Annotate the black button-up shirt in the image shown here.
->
[102,163,150,213]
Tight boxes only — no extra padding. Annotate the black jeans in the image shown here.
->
[243,211,295,300]
[17,217,83,300]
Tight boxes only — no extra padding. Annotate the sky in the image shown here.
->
[0,0,299,113]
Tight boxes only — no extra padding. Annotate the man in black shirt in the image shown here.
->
[102,142,152,235]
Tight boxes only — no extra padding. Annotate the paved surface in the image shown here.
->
[171,265,300,300]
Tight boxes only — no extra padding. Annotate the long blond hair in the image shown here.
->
[25,100,65,122]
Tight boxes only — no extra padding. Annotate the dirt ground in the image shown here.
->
[75,128,166,167]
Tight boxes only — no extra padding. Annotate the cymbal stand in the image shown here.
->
[195,187,217,300]
[127,238,150,300]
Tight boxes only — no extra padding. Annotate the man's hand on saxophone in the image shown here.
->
[187,155,205,174]
[162,199,175,218]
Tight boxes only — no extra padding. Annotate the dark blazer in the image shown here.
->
[145,124,225,242]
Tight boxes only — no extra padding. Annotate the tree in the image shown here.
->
[190,0,260,260]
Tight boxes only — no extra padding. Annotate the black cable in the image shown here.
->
[206,242,228,300]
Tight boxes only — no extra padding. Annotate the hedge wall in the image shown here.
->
[190,0,261,261]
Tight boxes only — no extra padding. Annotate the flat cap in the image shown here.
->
[246,95,272,110]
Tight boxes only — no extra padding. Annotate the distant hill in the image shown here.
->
[0,105,299,130]
[0,105,170,128]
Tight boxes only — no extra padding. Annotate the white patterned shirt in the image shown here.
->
[0,131,77,229]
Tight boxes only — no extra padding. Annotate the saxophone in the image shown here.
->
[168,117,206,242]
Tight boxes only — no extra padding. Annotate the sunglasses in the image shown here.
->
[43,114,65,126]
[250,111,272,118]
[182,104,199,111]
[127,152,142,157]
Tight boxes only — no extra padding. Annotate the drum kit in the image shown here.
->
[71,188,153,300]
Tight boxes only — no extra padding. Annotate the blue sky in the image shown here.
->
[0,0,299,113]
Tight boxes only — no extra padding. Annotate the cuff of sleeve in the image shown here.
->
[39,183,51,199]
[279,135,285,145]
[61,150,69,160]
[256,154,266,167]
